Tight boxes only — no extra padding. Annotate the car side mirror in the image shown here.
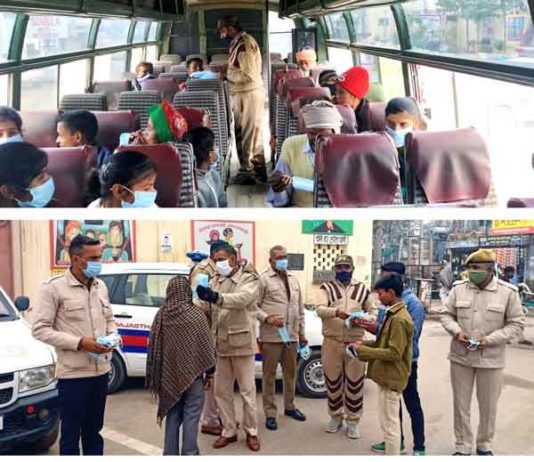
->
[14,296,30,312]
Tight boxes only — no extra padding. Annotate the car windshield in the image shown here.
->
[0,291,17,321]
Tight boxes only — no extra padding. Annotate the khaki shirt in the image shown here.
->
[316,279,377,343]
[197,267,259,357]
[227,31,263,94]
[257,268,305,343]
[441,277,525,368]
[32,270,116,379]
[190,258,217,281]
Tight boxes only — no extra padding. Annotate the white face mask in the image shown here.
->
[216,259,233,277]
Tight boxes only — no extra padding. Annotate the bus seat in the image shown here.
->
[210,54,229,64]
[270,68,301,133]
[116,143,186,207]
[336,105,358,134]
[118,91,161,129]
[92,111,139,152]
[186,79,229,134]
[186,54,208,64]
[169,63,187,73]
[270,52,282,61]
[20,111,60,148]
[159,72,189,83]
[140,78,179,102]
[160,54,182,64]
[153,62,169,76]
[507,198,534,207]
[405,128,492,205]
[314,133,403,207]
[276,77,314,98]
[91,81,132,110]
[368,102,387,131]
[174,106,211,129]
[60,94,107,112]
[44,146,96,207]
[288,87,332,117]
[208,63,227,74]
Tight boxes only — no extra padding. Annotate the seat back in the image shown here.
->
[314,133,402,207]
[60,94,107,112]
[159,72,189,83]
[44,146,97,207]
[405,128,492,205]
[20,111,60,148]
[91,81,132,110]
[186,54,207,64]
[186,79,229,137]
[276,76,314,98]
[92,111,139,152]
[336,105,357,134]
[116,144,185,207]
[169,63,187,73]
[507,198,534,208]
[270,67,300,130]
[140,78,179,102]
[118,91,161,129]
[160,54,182,64]
[174,106,211,129]
[288,87,331,117]
[153,62,169,76]
[210,54,229,64]
[368,102,387,131]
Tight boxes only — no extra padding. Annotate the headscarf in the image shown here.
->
[296,47,317,63]
[301,100,343,133]
[146,276,215,424]
[148,100,189,143]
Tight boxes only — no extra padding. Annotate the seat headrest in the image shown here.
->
[368,102,387,131]
[20,111,61,148]
[174,106,211,130]
[92,111,139,151]
[288,87,331,117]
[405,128,491,204]
[91,81,132,111]
[276,76,314,97]
[335,105,357,134]
[140,78,179,102]
[316,133,400,207]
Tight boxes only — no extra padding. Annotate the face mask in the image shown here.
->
[386,126,413,148]
[121,187,157,208]
[210,148,220,172]
[275,259,289,271]
[335,271,353,283]
[216,259,233,277]
[16,177,55,208]
[0,133,23,145]
[468,270,489,286]
[79,258,102,278]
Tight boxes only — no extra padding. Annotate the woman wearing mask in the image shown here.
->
[86,151,158,208]
[147,276,216,455]
[0,107,24,144]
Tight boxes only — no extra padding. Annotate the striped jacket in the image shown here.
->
[316,279,377,343]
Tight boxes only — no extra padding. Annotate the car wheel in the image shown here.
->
[34,420,59,452]
[296,350,327,398]
[108,353,126,394]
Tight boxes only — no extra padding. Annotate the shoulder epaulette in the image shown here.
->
[452,279,468,286]
[497,279,518,292]
[43,274,63,285]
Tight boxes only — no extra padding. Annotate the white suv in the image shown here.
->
[99,263,326,398]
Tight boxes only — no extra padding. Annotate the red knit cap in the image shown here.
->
[336,66,370,99]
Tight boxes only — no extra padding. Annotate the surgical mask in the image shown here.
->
[468,270,489,286]
[121,187,157,208]
[216,259,233,277]
[386,126,412,148]
[0,133,23,145]
[16,177,55,208]
[297,345,311,360]
[275,259,289,271]
[335,271,353,283]
[80,259,102,278]
[278,326,291,344]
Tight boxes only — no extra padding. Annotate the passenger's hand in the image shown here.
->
[270,172,292,193]
[358,319,378,334]
[266,315,284,327]
[299,335,308,346]
[456,331,470,346]
[335,309,350,320]
[197,286,219,304]
[129,130,146,145]
[80,337,111,354]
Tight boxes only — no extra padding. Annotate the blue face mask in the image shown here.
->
[80,259,102,278]
[121,186,157,208]
[386,126,413,148]
[335,270,353,283]
[0,133,24,145]
[16,177,55,208]
[275,259,289,271]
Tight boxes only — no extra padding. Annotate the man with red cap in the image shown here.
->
[335,66,372,133]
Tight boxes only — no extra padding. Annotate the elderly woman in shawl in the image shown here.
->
[146,276,216,455]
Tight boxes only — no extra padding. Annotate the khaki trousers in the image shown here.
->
[378,386,402,455]
[321,338,365,424]
[232,87,265,171]
[200,383,220,428]
[214,355,258,438]
[261,342,297,418]
[450,362,503,454]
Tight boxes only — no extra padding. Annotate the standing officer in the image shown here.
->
[257,245,307,431]
[316,254,376,439]
[196,242,261,452]
[32,235,116,455]
[217,15,266,184]
[441,249,525,456]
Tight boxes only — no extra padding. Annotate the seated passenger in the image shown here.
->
[0,106,24,144]
[267,100,342,208]
[183,127,227,208]
[335,66,371,133]
[187,57,204,76]
[87,151,158,208]
[296,47,318,78]
[128,101,189,145]
[0,142,56,208]
[56,110,111,167]
[133,61,156,91]
[318,70,338,102]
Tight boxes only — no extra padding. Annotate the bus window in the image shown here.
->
[268,11,294,59]
[22,16,92,59]
[0,12,17,62]
[96,18,131,48]
[94,52,127,81]
[350,6,400,48]
[146,45,158,63]
[133,21,149,43]
[0,75,9,106]
[377,57,405,100]
[358,53,380,81]
[131,48,144,71]
[59,60,89,99]
[21,66,58,111]
[326,13,350,42]
[147,22,159,42]
[327,48,353,72]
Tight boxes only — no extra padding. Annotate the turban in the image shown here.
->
[300,100,343,133]
[148,100,189,142]
[296,48,317,63]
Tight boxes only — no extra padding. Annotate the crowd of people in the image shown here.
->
[29,233,526,456]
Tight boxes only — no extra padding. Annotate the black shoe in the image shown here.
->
[476,449,494,456]
[265,417,278,431]
[284,408,306,421]
[452,452,471,456]
[254,168,268,183]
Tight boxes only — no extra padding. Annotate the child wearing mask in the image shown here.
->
[0,106,24,144]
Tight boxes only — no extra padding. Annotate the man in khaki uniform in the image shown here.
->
[257,245,307,431]
[196,242,261,452]
[441,249,525,456]
[316,254,376,439]
[32,235,116,455]
[217,15,266,184]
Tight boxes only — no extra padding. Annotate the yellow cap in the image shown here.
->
[465,249,496,265]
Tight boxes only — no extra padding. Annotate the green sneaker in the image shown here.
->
[371,441,406,454]
[414,450,426,456]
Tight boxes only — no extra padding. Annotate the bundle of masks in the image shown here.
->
[278,326,311,360]
[192,273,210,299]
[344,311,372,328]
[88,332,123,363]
